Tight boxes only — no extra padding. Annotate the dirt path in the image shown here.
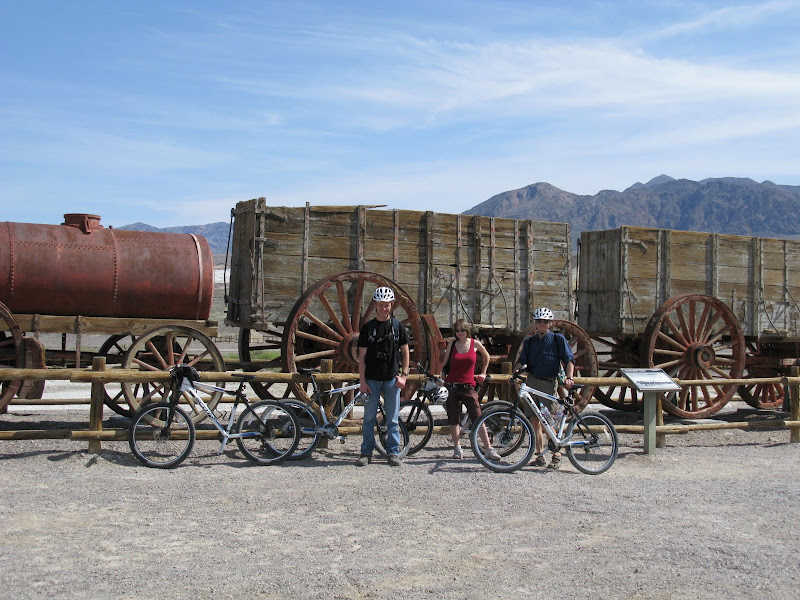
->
[1,404,798,600]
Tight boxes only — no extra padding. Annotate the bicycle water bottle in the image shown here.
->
[554,406,564,426]
[540,403,554,426]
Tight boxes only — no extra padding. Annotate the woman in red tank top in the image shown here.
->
[441,318,501,460]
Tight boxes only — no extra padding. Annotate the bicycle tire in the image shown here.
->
[374,412,411,458]
[564,412,618,475]
[469,409,535,473]
[397,399,433,455]
[281,399,322,460]
[128,402,195,469]
[235,400,301,465]
[475,401,522,456]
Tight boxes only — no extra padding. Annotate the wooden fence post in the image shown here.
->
[501,361,513,403]
[787,367,800,444]
[88,356,106,453]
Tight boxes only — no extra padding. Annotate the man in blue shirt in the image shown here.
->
[515,307,575,470]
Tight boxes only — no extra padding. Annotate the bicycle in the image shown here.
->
[128,364,301,468]
[398,362,512,455]
[470,366,618,474]
[280,367,410,460]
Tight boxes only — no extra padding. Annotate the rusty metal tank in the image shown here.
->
[0,214,213,320]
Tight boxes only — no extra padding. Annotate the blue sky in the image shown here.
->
[2,1,799,227]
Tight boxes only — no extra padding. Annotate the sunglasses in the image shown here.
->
[535,319,549,323]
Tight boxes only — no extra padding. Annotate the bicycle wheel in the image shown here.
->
[564,412,618,475]
[128,402,195,469]
[467,401,519,456]
[374,412,411,458]
[235,400,301,465]
[281,399,322,460]
[398,400,433,455]
[469,409,535,473]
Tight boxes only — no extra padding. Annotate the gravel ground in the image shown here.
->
[1,396,799,600]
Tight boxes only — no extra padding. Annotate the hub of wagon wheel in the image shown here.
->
[687,343,716,369]
[338,332,361,367]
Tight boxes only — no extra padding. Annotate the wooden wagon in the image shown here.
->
[578,225,800,417]
[224,198,598,406]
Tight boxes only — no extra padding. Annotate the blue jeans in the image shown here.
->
[361,378,401,456]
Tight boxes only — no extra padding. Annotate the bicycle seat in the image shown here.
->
[298,367,322,374]
[231,373,258,381]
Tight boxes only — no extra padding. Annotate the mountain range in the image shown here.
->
[465,175,800,245]
[121,175,800,253]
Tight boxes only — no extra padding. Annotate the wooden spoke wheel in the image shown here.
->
[121,326,225,424]
[591,336,642,411]
[281,271,429,403]
[507,320,598,412]
[0,302,24,411]
[641,294,745,419]
[98,334,138,417]
[17,337,46,400]
[737,341,785,410]
[238,326,297,400]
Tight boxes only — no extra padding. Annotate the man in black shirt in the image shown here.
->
[356,286,409,466]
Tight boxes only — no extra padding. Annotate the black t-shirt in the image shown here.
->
[358,317,409,381]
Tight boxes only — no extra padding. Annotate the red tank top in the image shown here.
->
[446,338,477,385]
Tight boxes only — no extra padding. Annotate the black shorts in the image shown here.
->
[445,385,481,425]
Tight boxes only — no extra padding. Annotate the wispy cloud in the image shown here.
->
[647,0,796,40]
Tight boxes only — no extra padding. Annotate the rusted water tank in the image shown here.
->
[0,214,213,320]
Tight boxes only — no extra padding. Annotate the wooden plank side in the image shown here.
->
[225,198,258,327]
[239,203,570,328]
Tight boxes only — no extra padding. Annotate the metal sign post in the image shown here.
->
[621,368,681,455]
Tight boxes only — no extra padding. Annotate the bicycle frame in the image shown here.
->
[176,377,262,454]
[303,372,369,439]
[513,382,594,450]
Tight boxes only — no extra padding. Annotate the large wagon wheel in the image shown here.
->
[591,336,642,411]
[507,320,598,413]
[0,302,24,411]
[121,325,225,424]
[641,294,745,419]
[737,340,785,410]
[238,325,294,400]
[281,271,429,403]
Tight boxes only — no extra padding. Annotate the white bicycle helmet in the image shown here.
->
[532,307,554,321]
[433,385,449,405]
[373,286,396,302]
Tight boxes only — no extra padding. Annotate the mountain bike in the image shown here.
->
[398,362,512,455]
[128,364,300,468]
[280,367,410,460]
[470,366,618,474]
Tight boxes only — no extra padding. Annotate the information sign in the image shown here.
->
[620,368,681,392]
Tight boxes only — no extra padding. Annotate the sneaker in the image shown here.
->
[387,454,402,467]
[531,454,546,468]
[486,449,501,461]
[547,454,562,470]
[452,447,463,459]
[356,455,372,467]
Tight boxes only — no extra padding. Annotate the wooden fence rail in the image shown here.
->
[1,362,799,451]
